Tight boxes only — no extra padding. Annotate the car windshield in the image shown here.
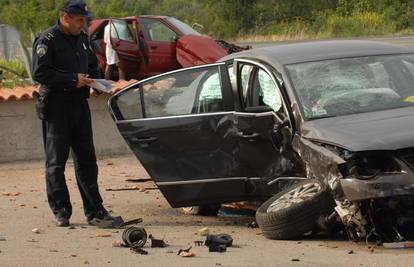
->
[166,17,201,36]
[286,54,414,120]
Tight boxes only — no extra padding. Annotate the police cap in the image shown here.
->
[61,0,89,16]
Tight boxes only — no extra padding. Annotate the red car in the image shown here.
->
[88,16,246,80]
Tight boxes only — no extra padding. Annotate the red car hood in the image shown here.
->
[176,35,228,67]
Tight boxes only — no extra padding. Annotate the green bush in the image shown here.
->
[320,11,395,37]
[0,59,31,88]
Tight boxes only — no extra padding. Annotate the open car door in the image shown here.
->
[138,17,181,77]
[108,19,141,79]
[108,62,291,207]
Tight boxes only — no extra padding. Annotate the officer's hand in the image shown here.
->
[76,74,93,88]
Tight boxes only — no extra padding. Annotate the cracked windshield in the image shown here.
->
[286,54,414,119]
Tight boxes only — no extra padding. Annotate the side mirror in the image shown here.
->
[245,105,273,113]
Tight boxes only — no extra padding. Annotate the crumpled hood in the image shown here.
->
[301,107,414,151]
[176,34,228,67]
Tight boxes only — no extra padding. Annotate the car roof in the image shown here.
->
[222,40,414,66]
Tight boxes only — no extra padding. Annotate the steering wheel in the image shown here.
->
[316,88,401,113]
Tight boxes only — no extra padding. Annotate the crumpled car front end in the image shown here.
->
[299,139,414,242]
[332,148,414,242]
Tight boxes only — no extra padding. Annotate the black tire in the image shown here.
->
[256,179,331,240]
[180,204,221,216]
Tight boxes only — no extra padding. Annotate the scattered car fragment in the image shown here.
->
[383,241,414,249]
[205,234,233,252]
[122,227,148,248]
[108,40,414,243]
[177,246,195,257]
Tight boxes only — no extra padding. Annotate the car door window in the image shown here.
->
[141,18,178,42]
[196,65,234,113]
[247,68,283,113]
[111,64,227,120]
[111,20,134,42]
[239,64,253,105]
[111,85,143,120]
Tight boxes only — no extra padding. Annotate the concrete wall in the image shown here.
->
[0,96,132,162]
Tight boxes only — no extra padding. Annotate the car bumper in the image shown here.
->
[340,171,414,201]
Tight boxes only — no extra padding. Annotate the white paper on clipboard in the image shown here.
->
[90,79,113,93]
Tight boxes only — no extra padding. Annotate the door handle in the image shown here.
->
[150,45,158,49]
[236,132,260,139]
[130,136,158,144]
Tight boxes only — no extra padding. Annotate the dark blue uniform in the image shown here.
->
[32,20,105,222]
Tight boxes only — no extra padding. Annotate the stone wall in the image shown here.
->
[0,95,132,162]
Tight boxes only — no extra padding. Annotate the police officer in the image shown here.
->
[32,0,114,227]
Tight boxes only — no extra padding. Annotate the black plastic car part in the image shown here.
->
[122,227,148,248]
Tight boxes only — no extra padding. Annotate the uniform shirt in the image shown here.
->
[32,20,100,96]
[104,23,119,65]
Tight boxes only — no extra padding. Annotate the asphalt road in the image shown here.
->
[1,155,414,267]
[241,35,414,49]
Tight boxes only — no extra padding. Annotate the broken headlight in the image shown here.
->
[347,153,402,180]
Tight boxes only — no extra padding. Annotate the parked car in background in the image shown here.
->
[108,40,414,242]
[88,16,248,80]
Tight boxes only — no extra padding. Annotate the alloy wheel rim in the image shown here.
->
[266,182,321,213]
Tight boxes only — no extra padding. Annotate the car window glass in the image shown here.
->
[403,60,414,75]
[141,18,178,42]
[253,69,283,112]
[111,20,134,42]
[198,65,232,103]
[141,65,224,118]
[240,64,253,100]
[111,85,143,120]
[286,55,414,119]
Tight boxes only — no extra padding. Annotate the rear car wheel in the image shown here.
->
[181,205,221,216]
[256,179,331,240]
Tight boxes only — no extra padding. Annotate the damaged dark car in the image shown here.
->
[108,40,414,243]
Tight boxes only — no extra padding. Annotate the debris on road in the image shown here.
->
[105,186,140,192]
[130,247,148,255]
[199,227,210,236]
[2,192,21,196]
[88,216,141,229]
[209,243,227,252]
[122,227,147,248]
[112,240,122,247]
[95,232,112,238]
[125,178,152,183]
[0,235,6,241]
[31,228,40,234]
[247,221,258,228]
[205,234,233,247]
[205,234,234,253]
[194,240,204,246]
[383,241,414,249]
[149,234,168,248]
[291,258,300,262]
[177,246,195,257]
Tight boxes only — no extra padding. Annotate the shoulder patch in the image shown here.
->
[36,44,48,57]
[45,32,55,41]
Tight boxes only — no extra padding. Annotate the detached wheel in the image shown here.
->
[181,204,220,216]
[256,179,330,240]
